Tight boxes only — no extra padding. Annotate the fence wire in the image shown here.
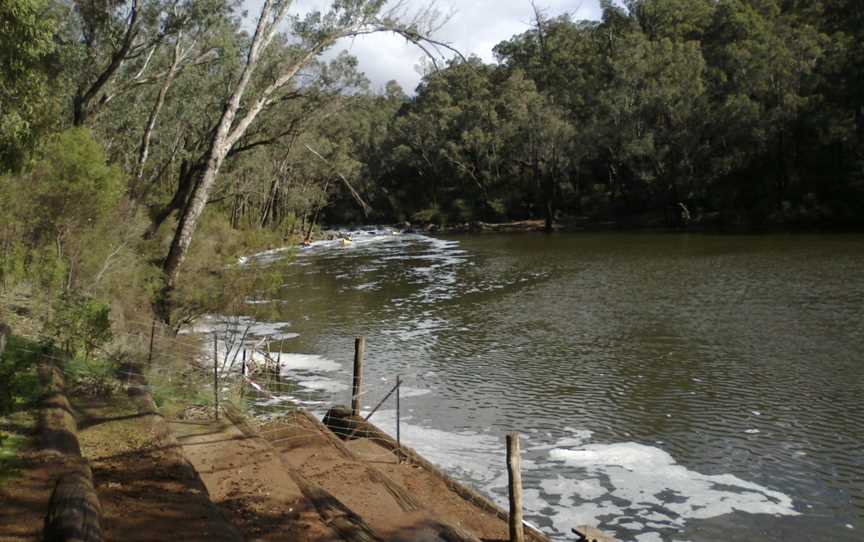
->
[5,316,543,541]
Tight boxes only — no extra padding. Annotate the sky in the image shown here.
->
[246,1,603,93]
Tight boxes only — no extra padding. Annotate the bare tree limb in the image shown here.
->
[304,144,371,217]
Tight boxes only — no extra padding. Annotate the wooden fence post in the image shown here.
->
[351,336,365,416]
[0,322,9,359]
[277,344,282,376]
[147,320,156,365]
[396,375,401,459]
[213,334,219,419]
[507,432,524,542]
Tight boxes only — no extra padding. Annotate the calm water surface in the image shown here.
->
[244,232,864,542]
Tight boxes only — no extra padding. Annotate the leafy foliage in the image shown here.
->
[0,0,59,170]
[45,292,113,359]
[0,335,44,416]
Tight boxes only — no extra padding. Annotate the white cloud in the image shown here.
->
[243,0,602,93]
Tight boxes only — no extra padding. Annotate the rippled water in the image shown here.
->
[242,231,864,541]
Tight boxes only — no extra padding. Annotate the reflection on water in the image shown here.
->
[243,230,864,542]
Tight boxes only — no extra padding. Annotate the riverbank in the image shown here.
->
[0,315,617,542]
[231,230,854,541]
[334,214,864,238]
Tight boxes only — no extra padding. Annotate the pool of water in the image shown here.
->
[237,230,864,541]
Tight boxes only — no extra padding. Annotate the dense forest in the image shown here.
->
[330,0,864,231]
[1,0,864,329]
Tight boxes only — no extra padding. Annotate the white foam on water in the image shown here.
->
[244,299,276,305]
[238,319,296,339]
[543,500,624,535]
[272,353,341,373]
[398,387,432,399]
[238,246,292,265]
[183,315,298,342]
[634,533,666,542]
[358,409,504,485]
[541,476,606,501]
[355,282,379,291]
[180,318,220,335]
[542,439,798,538]
[296,378,349,393]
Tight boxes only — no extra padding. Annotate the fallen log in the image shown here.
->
[43,463,103,542]
[38,363,81,458]
[38,358,104,542]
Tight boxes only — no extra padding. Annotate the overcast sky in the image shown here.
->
[246,1,602,93]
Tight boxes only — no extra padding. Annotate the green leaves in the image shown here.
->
[45,291,113,359]
[0,0,59,170]
[31,127,124,239]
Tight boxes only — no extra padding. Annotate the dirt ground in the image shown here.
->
[2,389,612,542]
[170,415,340,542]
[169,406,525,542]
[267,414,504,540]
[72,394,242,542]
[0,411,73,542]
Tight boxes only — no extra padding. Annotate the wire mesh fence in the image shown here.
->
[5,313,547,541]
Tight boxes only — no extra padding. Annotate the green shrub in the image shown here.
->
[0,335,44,416]
[0,127,125,294]
[412,205,445,225]
[63,353,121,397]
[30,127,124,245]
[45,292,112,359]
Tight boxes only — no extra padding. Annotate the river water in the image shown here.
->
[239,231,864,542]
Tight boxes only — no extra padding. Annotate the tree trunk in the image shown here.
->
[776,129,789,211]
[146,160,198,239]
[73,0,142,126]
[543,171,554,233]
[260,176,280,228]
[163,143,230,289]
[160,0,322,300]
[135,40,182,188]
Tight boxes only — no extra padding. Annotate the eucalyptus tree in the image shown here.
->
[132,0,237,187]
[158,0,453,302]
[213,51,372,233]
[0,0,59,170]
[702,0,829,212]
[496,70,576,229]
[65,0,165,125]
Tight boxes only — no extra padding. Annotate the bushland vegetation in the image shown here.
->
[323,0,864,231]
[1,0,863,363]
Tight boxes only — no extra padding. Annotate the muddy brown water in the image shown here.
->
[242,232,864,542]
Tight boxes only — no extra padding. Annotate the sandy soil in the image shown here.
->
[258,412,513,541]
[344,437,510,541]
[170,416,341,542]
[2,384,613,542]
[171,407,513,542]
[0,412,73,542]
[73,394,242,542]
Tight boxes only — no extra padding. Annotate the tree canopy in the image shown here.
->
[2,0,864,325]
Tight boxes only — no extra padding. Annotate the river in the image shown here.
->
[237,231,864,542]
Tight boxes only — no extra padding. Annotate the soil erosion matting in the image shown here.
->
[172,406,534,542]
[73,393,241,542]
